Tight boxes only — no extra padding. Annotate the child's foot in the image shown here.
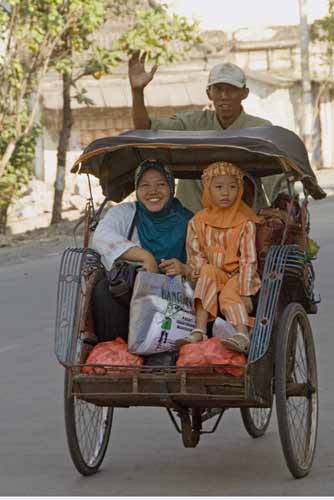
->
[222,332,250,354]
[176,328,208,348]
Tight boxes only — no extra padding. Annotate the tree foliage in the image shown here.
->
[0,1,123,166]
[0,0,120,230]
[0,127,39,205]
[0,124,40,232]
[311,0,334,75]
[0,0,200,168]
[0,0,202,227]
[312,0,334,42]
[117,7,201,63]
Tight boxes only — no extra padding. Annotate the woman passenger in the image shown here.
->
[91,159,193,343]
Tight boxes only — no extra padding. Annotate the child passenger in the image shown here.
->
[181,161,261,354]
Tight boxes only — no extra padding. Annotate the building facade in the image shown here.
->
[36,26,334,197]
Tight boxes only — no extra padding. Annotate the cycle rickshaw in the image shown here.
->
[55,126,326,478]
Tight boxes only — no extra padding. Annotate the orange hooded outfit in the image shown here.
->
[186,162,261,327]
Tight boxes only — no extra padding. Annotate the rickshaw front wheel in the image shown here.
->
[240,405,272,438]
[64,369,113,476]
[275,303,318,478]
[180,409,201,448]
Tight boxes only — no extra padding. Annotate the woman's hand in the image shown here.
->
[142,253,159,273]
[159,258,191,277]
[120,247,159,273]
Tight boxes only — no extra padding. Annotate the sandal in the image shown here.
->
[222,332,250,354]
[175,328,208,348]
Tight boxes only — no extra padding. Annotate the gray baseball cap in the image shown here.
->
[207,63,246,89]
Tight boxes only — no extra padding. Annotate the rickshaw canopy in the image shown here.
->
[71,126,326,203]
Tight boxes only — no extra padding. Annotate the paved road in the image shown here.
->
[0,199,334,496]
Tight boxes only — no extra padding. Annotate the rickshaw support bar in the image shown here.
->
[166,408,225,435]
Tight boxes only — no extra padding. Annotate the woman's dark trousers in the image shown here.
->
[92,278,130,342]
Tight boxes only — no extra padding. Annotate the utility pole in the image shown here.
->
[298,0,313,154]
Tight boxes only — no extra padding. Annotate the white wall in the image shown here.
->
[320,94,334,168]
[246,80,298,131]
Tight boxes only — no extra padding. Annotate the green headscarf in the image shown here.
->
[135,160,193,264]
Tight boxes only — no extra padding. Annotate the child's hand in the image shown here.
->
[159,258,185,276]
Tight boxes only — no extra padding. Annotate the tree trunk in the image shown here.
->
[0,141,16,179]
[51,72,73,225]
[0,203,9,235]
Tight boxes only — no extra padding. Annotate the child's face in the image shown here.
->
[209,175,239,208]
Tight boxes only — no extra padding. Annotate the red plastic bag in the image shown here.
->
[176,337,246,377]
[205,337,246,376]
[176,342,208,374]
[82,337,144,374]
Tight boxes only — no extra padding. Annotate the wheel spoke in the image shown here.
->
[287,397,309,462]
[241,405,272,438]
[285,316,316,468]
[74,399,108,465]
[250,408,271,429]
[294,323,307,379]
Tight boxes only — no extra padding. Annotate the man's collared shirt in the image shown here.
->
[150,108,271,131]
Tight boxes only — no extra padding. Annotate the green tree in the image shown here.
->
[51,1,201,223]
[0,0,123,227]
[310,0,334,164]
[0,0,84,176]
[0,0,201,227]
[0,124,40,233]
[311,0,334,81]
[0,0,110,231]
[116,7,202,63]
[50,0,125,224]
[312,0,334,45]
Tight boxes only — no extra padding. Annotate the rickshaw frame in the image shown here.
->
[55,126,323,478]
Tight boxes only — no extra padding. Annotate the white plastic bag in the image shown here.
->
[128,271,196,355]
[212,317,236,340]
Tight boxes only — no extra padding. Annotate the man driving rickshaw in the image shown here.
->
[128,52,288,212]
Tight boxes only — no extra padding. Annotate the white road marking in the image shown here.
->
[0,344,19,353]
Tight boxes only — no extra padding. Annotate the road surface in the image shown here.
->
[0,198,333,495]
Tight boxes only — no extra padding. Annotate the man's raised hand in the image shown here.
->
[128,50,158,90]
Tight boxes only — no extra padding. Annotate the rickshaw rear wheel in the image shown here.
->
[64,369,113,476]
[240,405,272,438]
[275,303,318,478]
